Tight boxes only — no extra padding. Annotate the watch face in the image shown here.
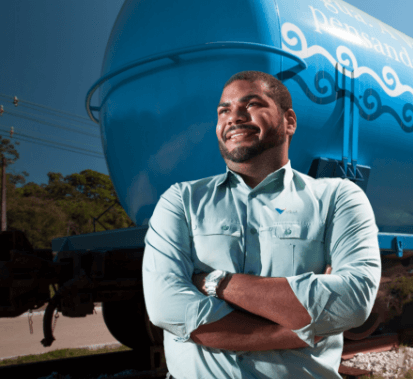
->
[205,270,227,296]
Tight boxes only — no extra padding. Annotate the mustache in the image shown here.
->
[224,125,260,141]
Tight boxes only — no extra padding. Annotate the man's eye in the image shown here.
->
[247,102,259,108]
[219,109,229,115]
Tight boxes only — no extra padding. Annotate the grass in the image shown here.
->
[0,344,132,367]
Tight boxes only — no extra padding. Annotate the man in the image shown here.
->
[142,71,381,378]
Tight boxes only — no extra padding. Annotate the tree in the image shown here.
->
[11,168,134,248]
[44,172,79,201]
[0,135,30,189]
[7,195,70,248]
[64,170,118,203]
[0,135,20,164]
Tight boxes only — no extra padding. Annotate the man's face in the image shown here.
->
[216,80,289,163]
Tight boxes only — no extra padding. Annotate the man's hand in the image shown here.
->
[192,272,209,295]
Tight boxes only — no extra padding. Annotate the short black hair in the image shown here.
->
[223,71,292,113]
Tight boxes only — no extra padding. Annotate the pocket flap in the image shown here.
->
[260,223,324,241]
[191,221,242,237]
[275,223,306,239]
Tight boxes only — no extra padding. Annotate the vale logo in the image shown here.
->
[275,208,286,214]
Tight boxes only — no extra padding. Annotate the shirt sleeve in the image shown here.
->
[286,179,382,347]
[142,183,234,343]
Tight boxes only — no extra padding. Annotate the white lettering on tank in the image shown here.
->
[309,6,329,34]
[281,21,413,97]
[330,17,343,29]
[399,46,413,68]
[334,1,353,17]
[318,0,338,14]
[344,23,360,39]
[361,33,373,49]
[353,13,368,26]
[384,44,401,62]
[379,22,398,41]
[371,37,387,56]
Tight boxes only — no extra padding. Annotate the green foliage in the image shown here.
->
[7,195,70,248]
[0,135,20,165]
[7,168,134,248]
[1,134,134,248]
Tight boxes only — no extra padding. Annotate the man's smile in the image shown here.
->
[224,125,260,142]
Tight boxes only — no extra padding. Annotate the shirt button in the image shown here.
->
[285,228,292,235]
[250,228,257,235]
[250,193,256,199]
[221,225,229,230]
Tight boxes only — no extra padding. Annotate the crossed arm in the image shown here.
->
[189,266,332,350]
[143,181,380,353]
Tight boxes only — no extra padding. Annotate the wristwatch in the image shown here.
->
[204,270,228,297]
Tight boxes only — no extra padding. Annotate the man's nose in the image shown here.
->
[228,107,249,124]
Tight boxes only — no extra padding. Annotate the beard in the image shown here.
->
[218,125,286,163]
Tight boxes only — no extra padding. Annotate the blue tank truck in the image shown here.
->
[1,0,413,362]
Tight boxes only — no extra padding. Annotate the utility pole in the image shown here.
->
[1,156,6,231]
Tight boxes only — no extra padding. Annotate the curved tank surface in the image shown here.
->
[89,0,413,234]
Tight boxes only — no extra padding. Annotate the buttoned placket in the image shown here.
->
[228,171,285,277]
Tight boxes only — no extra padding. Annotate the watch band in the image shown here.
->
[204,270,228,297]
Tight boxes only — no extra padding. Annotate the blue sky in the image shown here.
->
[0,0,411,188]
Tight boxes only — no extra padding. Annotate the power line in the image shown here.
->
[3,109,100,138]
[19,103,97,128]
[2,107,100,133]
[0,132,104,160]
[0,126,104,159]
[0,93,92,122]
[0,122,101,149]
[13,134,104,159]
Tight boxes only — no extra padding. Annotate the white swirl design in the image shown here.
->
[281,22,413,98]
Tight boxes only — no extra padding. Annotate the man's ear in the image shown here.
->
[284,109,297,138]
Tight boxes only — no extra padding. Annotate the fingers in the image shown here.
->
[324,264,332,275]
[314,335,323,343]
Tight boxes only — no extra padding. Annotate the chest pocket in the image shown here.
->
[259,223,326,277]
[190,221,243,272]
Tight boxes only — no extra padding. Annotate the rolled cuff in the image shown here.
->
[174,296,234,343]
[286,272,333,348]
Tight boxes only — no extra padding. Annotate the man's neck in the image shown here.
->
[226,154,289,189]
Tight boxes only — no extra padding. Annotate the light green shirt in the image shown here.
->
[142,160,381,379]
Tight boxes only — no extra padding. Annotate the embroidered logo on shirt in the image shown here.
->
[275,208,298,214]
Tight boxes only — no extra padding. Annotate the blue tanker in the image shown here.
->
[86,0,413,250]
[2,0,413,358]
[49,0,413,351]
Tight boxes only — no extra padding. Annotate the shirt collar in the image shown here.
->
[216,160,293,189]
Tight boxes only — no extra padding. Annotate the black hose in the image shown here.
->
[41,269,91,347]
[40,291,61,347]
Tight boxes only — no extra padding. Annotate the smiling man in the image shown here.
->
[142,71,381,379]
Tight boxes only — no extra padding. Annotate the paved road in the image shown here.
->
[0,307,120,361]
